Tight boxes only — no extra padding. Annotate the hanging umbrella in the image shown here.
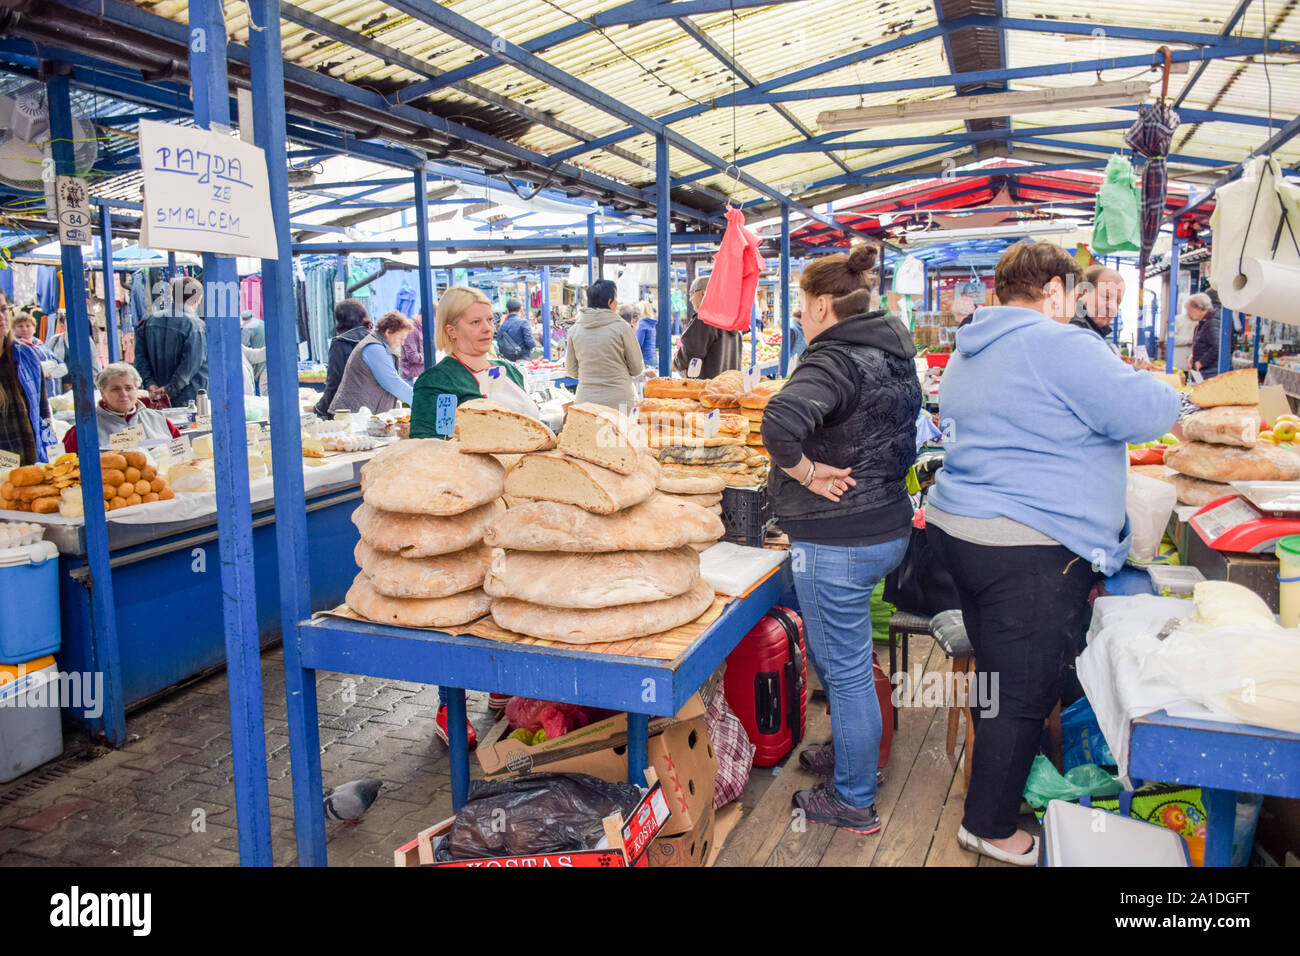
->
[1123,48,1181,278]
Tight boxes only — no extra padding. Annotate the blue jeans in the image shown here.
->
[790,536,909,809]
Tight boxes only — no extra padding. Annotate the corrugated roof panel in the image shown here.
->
[103,0,1300,214]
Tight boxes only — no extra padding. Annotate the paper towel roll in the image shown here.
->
[1219,256,1300,324]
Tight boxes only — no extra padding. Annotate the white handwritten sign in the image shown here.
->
[109,425,146,450]
[167,436,193,463]
[0,450,19,472]
[137,119,275,258]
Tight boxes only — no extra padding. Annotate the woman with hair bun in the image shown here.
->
[760,243,922,835]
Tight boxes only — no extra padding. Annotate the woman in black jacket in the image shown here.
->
[314,299,371,418]
[761,244,921,834]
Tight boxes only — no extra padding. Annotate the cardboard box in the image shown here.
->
[651,717,717,836]
[476,694,706,779]
[647,802,714,867]
[478,694,717,837]
[393,772,671,867]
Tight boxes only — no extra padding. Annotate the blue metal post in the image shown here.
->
[250,0,325,867]
[541,265,552,360]
[413,169,436,367]
[655,134,672,377]
[523,280,531,335]
[97,204,120,363]
[47,70,126,746]
[1166,237,1182,373]
[780,204,791,376]
[447,688,470,810]
[1219,307,1234,375]
[167,250,177,279]
[190,0,273,866]
[627,712,649,787]
[1253,317,1263,373]
[587,213,597,287]
[921,261,931,312]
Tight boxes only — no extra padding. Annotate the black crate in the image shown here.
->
[721,486,773,548]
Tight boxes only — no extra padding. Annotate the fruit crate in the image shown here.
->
[721,486,774,548]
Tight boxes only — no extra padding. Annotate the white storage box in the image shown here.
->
[1042,799,1191,867]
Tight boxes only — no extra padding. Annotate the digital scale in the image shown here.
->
[1189,482,1300,553]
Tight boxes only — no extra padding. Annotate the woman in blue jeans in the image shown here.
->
[761,244,921,833]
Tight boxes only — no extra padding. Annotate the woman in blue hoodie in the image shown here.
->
[926,241,1180,865]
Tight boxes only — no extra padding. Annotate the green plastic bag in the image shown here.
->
[1091,154,1141,255]
[1022,754,1123,810]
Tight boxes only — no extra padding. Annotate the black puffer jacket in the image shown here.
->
[761,310,921,546]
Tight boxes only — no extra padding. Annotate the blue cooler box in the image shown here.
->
[0,541,61,664]
[0,655,64,782]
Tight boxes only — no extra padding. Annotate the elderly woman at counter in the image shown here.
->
[63,362,181,454]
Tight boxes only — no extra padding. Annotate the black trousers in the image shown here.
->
[926,526,1098,840]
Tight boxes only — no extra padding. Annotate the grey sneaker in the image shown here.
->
[792,783,882,834]
[797,742,885,786]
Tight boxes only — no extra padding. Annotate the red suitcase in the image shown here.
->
[724,606,807,767]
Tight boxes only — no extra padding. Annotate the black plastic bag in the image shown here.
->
[439,772,643,861]
[883,523,962,617]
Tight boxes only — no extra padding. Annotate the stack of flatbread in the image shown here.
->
[481,403,724,644]
[348,437,512,628]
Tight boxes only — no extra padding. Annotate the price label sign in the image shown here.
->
[1135,346,1151,364]
[700,409,721,439]
[167,435,193,463]
[0,449,19,472]
[742,364,760,393]
[109,425,146,450]
[195,413,212,430]
[246,422,260,445]
[686,358,702,379]
[435,393,458,436]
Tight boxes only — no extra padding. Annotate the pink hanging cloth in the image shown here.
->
[697,206,763,331]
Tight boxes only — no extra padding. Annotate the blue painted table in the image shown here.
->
[289,558,792,861]
[1128,709,1300,867]
[56,483,363,741]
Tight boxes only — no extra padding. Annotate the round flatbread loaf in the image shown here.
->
[351,499,504,557]
[707,504,723,516]
[354,539,492,598]
[484,493,725,552]
[484,546,700,608]
[346,573,490,628]
[361,439,504,515]
[656,471,726,495]
[490,578,715,644]
[673,492,722,508]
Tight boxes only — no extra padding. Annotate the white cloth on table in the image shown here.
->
[1079,594,1300,784]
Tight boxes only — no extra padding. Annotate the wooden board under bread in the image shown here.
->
[318,595,726,660]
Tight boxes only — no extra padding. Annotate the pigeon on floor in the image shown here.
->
[324,778,384,824]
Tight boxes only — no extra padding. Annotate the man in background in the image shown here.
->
[240,309,266,395]
[672,275,741,378]
[135,276,208,407]
[495,297,536,361]
[1072,265,1125,339]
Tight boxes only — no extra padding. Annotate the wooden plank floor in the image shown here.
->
[715,632,1040,867]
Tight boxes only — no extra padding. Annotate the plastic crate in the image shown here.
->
[721,486,773,548]
[925,351,951,368]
